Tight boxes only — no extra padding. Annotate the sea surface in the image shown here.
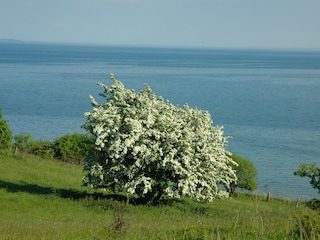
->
[1,42,320,199]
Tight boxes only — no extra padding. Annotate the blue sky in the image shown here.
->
[1,0,319,49]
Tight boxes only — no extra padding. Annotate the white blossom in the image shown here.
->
[82,74,237,202]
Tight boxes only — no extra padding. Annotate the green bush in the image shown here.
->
[12,132,95,163]
[13,132,32,158]
[54,133,95,164]
[226,153,258,195]
[306,199,320,211]
[0,107,12,150]
[29,140,55,159]
[13,133,55,159]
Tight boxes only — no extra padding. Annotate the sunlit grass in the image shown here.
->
[0,152,319,239]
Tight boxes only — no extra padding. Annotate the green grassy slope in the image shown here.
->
[0,152,319,239]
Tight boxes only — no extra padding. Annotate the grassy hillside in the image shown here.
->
[0,152,319,239]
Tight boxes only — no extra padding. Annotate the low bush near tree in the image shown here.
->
[29,140,55,159]
[0,107,12,150]
[12,131,94,163]
[54,133,95,164]
[226,153,258,195]
[13,132,32,158]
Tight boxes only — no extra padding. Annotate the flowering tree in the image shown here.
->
[83,74,237,204]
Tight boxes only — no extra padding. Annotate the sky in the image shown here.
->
[1,0,320,49]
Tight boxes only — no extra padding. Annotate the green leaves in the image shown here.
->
[83,74,237,203]
[227,153,258,195]
[54,133,95,164]
[0,107,12,150]
[294,163,320,194]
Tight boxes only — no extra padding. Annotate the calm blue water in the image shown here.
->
[1,42,320,199]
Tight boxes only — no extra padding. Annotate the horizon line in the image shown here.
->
[1,38,320,52]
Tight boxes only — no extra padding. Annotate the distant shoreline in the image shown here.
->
[0,39,24,43]
[1,39,320,52]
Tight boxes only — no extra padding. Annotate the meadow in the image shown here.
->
[1,151,319,240]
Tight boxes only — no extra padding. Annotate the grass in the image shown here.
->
[0,151,319,239]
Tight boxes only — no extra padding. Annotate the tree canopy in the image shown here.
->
[82,74,237,204]
[294,163,320,195]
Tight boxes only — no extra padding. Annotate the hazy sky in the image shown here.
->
[1,0,319,49]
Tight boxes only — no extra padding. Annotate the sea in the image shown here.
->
[1,42,320,200]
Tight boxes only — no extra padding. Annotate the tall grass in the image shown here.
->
[0,152,319,239]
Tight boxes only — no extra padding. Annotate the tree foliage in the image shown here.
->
[13,132,32,157]
[82,74,237,204]
[54,133,95,164]
[29,140,55,159]
[12,132,95,163]
[226,153,258,195]
[0,107,12,150]
[294,163,320,194]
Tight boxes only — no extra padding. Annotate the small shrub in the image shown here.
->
[0,107,12,150]
[29,140,55,159]
[306,198,320,211]
[54,133,95,164]
[111,203,131,233]
[13,132,32,158]
[227,153,258,195]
